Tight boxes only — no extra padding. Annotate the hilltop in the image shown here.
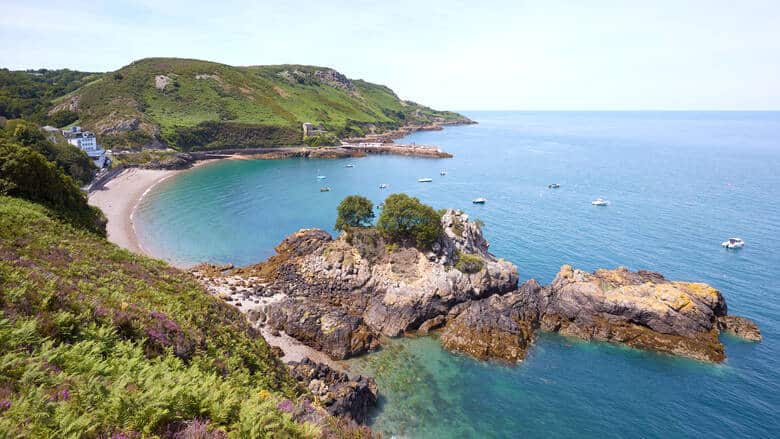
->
[44,58,472,150]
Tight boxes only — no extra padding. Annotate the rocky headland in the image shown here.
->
[191,208,761,421]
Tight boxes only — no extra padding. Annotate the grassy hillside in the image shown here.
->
[0,196,361,437]
[50,58,470,150]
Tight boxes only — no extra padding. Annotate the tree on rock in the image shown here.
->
[335,195,375,231]
[377,193,443,249]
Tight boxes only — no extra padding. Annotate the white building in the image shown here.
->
[63,126,108,168]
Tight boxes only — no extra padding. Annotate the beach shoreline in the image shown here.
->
[87,160,219,260]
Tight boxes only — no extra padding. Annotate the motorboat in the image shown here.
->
[379,183,389,189]
[721,238,745,249]
[548,183,560,189]
[472,198,487,204]
[591,197,609,206]
[418,178,433,183]
[345,164,355,168]
[320,186,331,192]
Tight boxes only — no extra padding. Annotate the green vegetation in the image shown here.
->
[335,195,375,231]
[454,251,485,274]
[37,58,470,150]
[376,193,443,249]
[303,133,340,148]
[2,119,96,184]
[0,68,101,124]
[0,196,345,437]
[0,134,105,235]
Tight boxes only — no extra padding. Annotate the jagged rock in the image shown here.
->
[442,266,761,363]
[718,315,762,341]
[265,297,377,359]
[226,211,517,359]
[417,315,446,335]
[287,358,377,424]
[441,280,541,362]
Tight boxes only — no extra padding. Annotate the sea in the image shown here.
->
[135,112,780,438]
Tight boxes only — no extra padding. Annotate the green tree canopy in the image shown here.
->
[0,138,105,235]
[376,193,443,249]
[335,195,375,231]
[3,119,95,184]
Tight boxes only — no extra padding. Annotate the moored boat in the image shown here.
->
[591,197,609,206]
[721,238,745,249]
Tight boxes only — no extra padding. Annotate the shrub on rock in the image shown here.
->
[377,193,442,249]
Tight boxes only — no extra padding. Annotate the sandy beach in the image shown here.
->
[88,168,179,256]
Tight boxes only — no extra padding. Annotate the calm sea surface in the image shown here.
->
[136,112,780,437]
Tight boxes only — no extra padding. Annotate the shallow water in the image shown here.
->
[136,112,780,437]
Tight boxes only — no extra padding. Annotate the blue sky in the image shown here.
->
[1,0,778,110]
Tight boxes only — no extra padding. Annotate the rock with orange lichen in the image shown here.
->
[442,265,761,363]
[527,265,757,362]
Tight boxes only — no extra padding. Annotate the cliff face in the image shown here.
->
[441,265,761,363]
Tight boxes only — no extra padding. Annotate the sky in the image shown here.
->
[1,0,779,110]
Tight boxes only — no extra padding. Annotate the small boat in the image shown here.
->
[440,169,447,176]
[418,178,433,183]
[379,183,389,189]
[548,183,560,189]
[472,198,487,204]
[345,164,355,168]
[591,197,609,206]
[721,238,745,249]
[320,186,331,192]
[316,169,326,179]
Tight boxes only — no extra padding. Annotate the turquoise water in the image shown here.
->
[136,112,780,437]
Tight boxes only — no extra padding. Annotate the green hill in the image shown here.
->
[0,195,368,437]
[48,58,471,151]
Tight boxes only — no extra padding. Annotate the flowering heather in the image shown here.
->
[277,399,295,413]
[0,399,11,412]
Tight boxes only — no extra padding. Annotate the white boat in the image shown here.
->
[440,169,447,176]
[345,164,355,168]
[472,198,486,204]
[548,183,560,189]
[316,169,326,179]
[320,186,331,192]
[721,238,745,249]
[591,197,609,206]
[418,178,433,183]
[379,183,389,189]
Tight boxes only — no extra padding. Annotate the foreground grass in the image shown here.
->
[0,196,323,437]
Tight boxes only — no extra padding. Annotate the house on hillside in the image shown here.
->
[63,126,108,168]
[302,122,326,138]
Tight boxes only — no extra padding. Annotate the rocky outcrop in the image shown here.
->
[718,315,762,341]
[442,266,761,363]
[440,280,540,362]
[198,211,518,360]
[287,358,377,424]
